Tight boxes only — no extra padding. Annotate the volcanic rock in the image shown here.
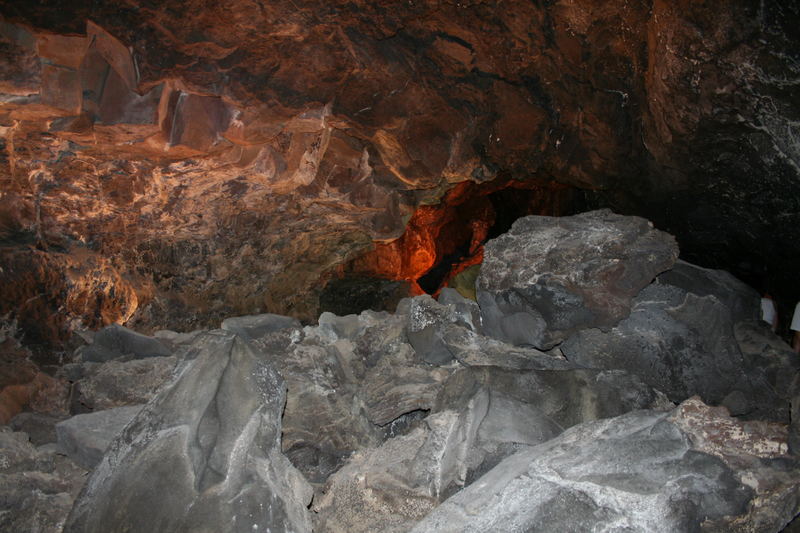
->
[0,427,87,533]
[313,363,664,532]
[63,330,313,533]
[410,398,799,533]
[55,404,143,469]
[561,262,798,420]
[64,355,178,412]
[77,324,172,362]
[220,312,301,342]
[476,209,678,349]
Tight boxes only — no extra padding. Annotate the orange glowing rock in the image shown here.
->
[350,178,574,294]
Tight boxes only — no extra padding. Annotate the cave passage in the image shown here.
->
[347,177,582,297]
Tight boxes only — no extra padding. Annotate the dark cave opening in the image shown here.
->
[331,177,584,313]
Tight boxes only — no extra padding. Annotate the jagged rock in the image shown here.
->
[657,260,761,323]
[437,288,482,333]
[733,319,799,419]
[77,324,172,362]
[220,313,301,342]
[250,326,384,485]
[314,364,664,532]
[434,366,668,432]
[477,210,678,349]
[361,340,452,426]
[407,294,460,365]
[63,331,313,533]
[438,322,574,370]
[411,398,799,533]
[0,427,87,533]
[55,405,143,469]
[561,264,797,421]
[65,355,178,411]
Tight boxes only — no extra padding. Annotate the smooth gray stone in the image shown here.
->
[55,405,144,469]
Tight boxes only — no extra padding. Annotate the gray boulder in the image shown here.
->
[63,331,313,533]
[77,324,172,362]
[476,209,678,349]
[657,260,760,322]
[411,398,799,533]
[406,295,460,365]
[221,312,301,342]
[562,265,797,420]
[55,405,144,469]
[66,355,178,411]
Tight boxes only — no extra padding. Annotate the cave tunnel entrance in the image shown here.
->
[334,176,583,311]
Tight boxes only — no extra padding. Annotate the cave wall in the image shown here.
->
[0,0,798,344]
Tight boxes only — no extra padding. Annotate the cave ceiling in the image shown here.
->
[0,0,798,345]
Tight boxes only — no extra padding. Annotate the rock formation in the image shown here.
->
[3,210,799,532]
[0,1,798,344]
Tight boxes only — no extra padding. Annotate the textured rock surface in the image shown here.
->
[64,355,178,411]
[411,398,799,533]
[63,330,313,533]
[561,262,798,420]
[312,364,664,532]
[1,1,798,343]
[0,427,87,533]
[55,404,143,469]
[477,209,678,349]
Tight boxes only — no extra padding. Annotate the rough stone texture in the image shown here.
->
[434,366,669,433]
[249,308,457,485]
[561,262,798,421]
[0,427,87,533]
[64,355,178,411]
[77,324,172,362]
[313,364,664,532]
[63,330,313,533]
[1,1,798,344]
[477,209,678,349]
[55,404,143,469]
[410,398,800,533]
[406,294,461,365]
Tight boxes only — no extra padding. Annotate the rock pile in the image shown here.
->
[1,210,798,532]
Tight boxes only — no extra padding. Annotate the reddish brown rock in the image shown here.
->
[0,1,797,343]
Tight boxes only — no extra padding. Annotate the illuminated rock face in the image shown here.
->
[0,1,798,342]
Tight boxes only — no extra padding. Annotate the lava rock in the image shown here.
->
[55,404,144,469]
[77,324,172,362]
[476,209,678,349]
[561,263,797,420]
[65,355,178,411]
[251,325,384,485]
[63,330,313,533]
[407,295,459,365]
[657,260,760,323]
[220,312,301,342]
[9,412,66,446]
[434,366,668,432]
[0,427,87,533]
[411,398,798,532]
